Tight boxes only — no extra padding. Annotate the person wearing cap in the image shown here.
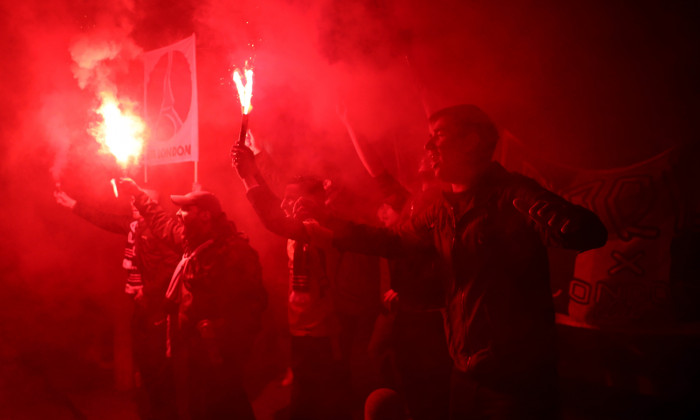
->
[297,104,609,419]
[118,179,267,420]
[54,187,180,420]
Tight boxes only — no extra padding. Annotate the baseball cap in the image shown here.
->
[171,191,223,216]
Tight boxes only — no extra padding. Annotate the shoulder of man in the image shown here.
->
[223,232,261,263]
[484,162,553,203]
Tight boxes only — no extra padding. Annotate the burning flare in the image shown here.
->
[110,179,119,197]
[233,68,254,114]
[90,91,145,168]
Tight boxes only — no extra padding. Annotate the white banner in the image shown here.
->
[495,131,680,330]
[143,34,198,166]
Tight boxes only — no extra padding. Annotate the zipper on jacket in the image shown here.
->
[448,205,457,250]
[448,204,465,308]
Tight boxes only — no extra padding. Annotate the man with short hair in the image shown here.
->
[118,179,267,420]
[300,104,608,419]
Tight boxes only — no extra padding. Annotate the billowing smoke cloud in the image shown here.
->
[70,26,142,92]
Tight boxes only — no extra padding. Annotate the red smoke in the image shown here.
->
[0,0,697,414]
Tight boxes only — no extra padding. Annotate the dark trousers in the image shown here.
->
[172,335,255,420]
[131,311,176,420]
[290,336,349,420]
[393,310,452,420]
[337,310,380,414]
[449,368,559,420]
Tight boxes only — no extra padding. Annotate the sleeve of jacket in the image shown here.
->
[132,193,184,253]
[255,150,288,195]
[73,202,131,234]
[330,205,435,258]
[246,183,309,241]
[506,173,608,252]
[219,238,268,356]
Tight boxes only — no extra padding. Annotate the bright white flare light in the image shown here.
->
[90,91,145,168]
[233,68,254,114]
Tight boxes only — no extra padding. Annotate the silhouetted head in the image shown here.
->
[171,191,224,243]
[364,388,406,420]
[377,191,409,227]
[281,175,325,218]
[425,104,498,184]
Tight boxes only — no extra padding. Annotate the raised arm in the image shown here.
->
[232,145,308,241]
[244,130,287,192]
[117,178,184,253]
[55,190,131,234]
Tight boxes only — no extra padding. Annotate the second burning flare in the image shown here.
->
[233,67,254,147]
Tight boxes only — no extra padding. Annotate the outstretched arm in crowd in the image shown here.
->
[296,175,607,258]
[54,189,131,234]
[294,195,434,260]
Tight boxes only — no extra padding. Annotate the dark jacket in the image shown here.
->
[375,172,446,310]
[73,202,180,320]
[246,183,341,336]
[247,182,382,329]
[132,193,267,357]
[332,162,607,385]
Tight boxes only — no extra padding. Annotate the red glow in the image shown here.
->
[89,91,146,168]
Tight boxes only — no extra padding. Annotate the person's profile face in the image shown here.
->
[130,199,141,219]
[377,203,400,227]
[426,116,489,182]
[281,184,303,218]
[177,204,205,239]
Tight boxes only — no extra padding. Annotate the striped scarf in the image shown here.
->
[123,220,143,295]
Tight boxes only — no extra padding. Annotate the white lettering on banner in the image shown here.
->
[156,145,192,159]
[567,277,671,322]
